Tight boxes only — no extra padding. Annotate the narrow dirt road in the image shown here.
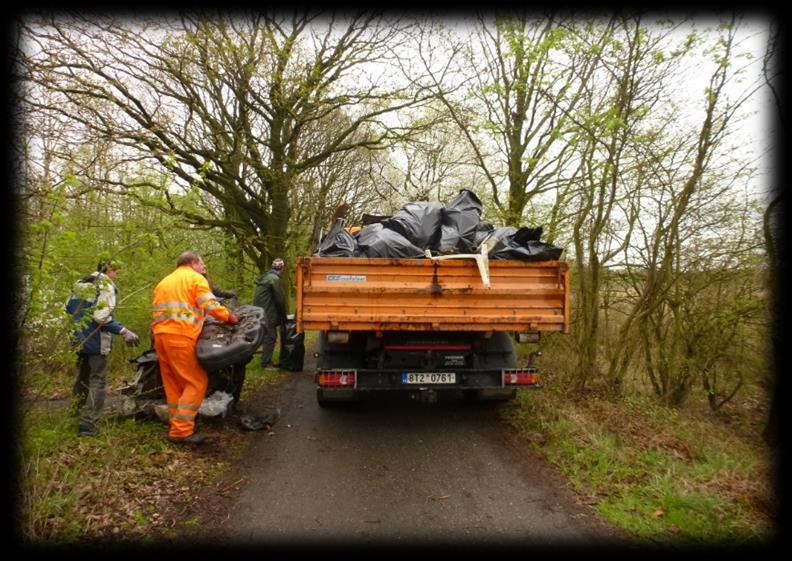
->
[190,349,626,549]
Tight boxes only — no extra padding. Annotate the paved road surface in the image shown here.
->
[200,356,625,550]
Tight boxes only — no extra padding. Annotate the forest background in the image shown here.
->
[10,10,784,544]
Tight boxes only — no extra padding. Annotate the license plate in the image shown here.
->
[401,372,456,384]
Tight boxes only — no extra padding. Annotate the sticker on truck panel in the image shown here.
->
[326,275,367,282]
[401,372,456,384]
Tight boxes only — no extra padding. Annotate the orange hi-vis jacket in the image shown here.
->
[151,265,232,340]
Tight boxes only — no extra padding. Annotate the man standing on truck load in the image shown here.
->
[65,259,141,437]
[253,257,287,368]
[151,251,239,445]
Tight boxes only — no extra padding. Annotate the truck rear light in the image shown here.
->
[316,370,357,387]
[327,331,350,344]
[502,369,539,386]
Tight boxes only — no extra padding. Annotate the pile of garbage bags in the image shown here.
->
[280,315,305,372]
[318,189,563,261]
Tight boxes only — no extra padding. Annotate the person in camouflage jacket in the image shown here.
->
[65,260,140,436]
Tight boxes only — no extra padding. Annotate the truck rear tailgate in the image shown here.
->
[297,257,569,333]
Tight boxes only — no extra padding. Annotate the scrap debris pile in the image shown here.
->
[318,189,563,261]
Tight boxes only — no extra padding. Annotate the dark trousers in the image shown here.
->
[259,324,285,366]
[73,353,108,430]
[230,363,246,402]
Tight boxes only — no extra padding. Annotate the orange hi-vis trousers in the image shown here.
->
[153,333,208,439]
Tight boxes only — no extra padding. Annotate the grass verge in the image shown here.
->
[498,373,776,545]
[17,361,287,544]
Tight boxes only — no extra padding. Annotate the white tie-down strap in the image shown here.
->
[427,244,491,288]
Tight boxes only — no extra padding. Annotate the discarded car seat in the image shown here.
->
[121,348,165,400]
[196,305,266,372]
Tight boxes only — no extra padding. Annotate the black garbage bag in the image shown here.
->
[380,201,443,250]
[279,315,305,372]
[318,218,357,257]
[196,305,266,372]
[239,415,268,431]
[355,223,425,258]
[437,189,484,254]
[239,408,281,431]
[512,226,543,245]
[481,226,517,248]
[487,226,563,261]
[473,220,495,250]
[362,213,391,225]
[490,239,563,261]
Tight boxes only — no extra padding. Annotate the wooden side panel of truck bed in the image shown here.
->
[296,257,570,333]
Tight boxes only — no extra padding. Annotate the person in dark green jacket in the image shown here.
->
[253,258,287,367]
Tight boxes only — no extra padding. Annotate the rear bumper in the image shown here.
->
[317,386,517,401]
[317,388,360,401]
[315,368,536,391]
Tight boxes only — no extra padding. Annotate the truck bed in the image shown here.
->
[296,256,569,333]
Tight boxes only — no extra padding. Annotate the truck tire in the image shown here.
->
[479,331,518,369]
[316,332,366,369]
[465,332,518,401]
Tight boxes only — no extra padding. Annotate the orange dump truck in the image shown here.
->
[296,255,569,404]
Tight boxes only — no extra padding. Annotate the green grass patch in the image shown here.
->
[20,350,295,542]
[240,362,290,399]
[499,381,775,544]
[18,344,300,543]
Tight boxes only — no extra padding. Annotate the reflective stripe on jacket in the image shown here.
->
[151,265,232,341]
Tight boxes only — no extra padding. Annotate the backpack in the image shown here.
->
[65,274,101,320]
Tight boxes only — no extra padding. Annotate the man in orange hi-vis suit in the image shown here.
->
[151,251,239,445]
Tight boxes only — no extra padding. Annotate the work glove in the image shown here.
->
[226,313,240,325]
[120,327,140,347]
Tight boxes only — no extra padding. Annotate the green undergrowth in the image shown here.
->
[499,378,776,545]
[17,361,287,544]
